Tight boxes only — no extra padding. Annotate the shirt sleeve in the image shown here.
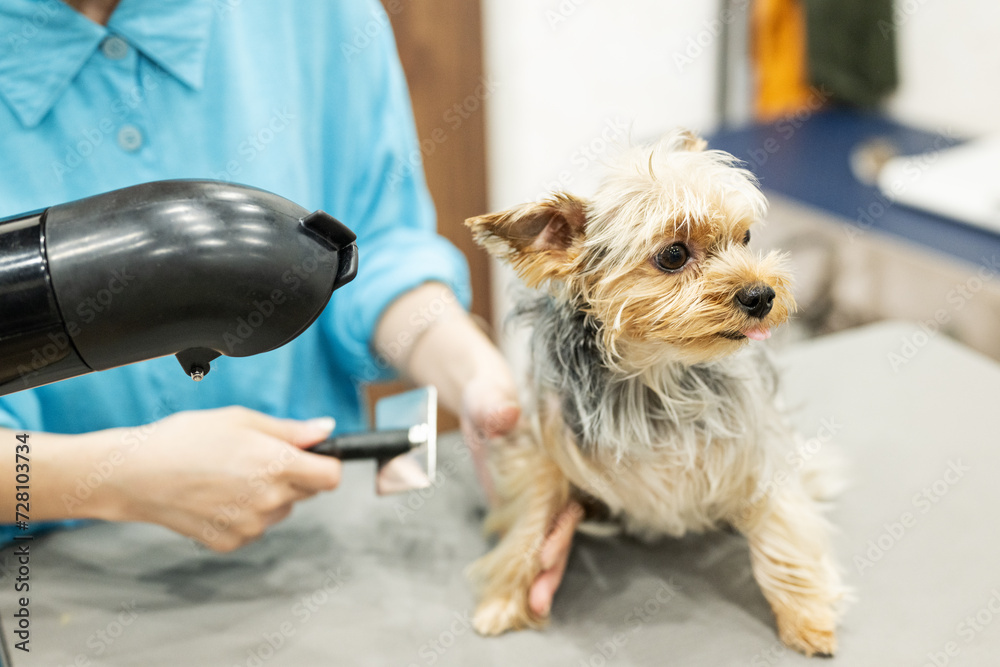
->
[318,0,471,385]
[0,388,42,431]
[0,387,86,546]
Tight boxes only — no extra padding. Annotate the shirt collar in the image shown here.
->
[0,0,214,128]
[107,0,214,91]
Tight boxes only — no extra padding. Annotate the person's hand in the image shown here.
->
[458,363,581,618]
[459,369,520,505]
[530,501,584,616]
[376,282,582,618]
[94,406,340,552]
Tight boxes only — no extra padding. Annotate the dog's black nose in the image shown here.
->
[735,284,775,319]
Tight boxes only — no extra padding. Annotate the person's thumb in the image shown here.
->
[239,409,336,448]
[463,379,520,440]
[286,416,336,448]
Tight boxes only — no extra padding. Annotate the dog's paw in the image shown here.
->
[473,596,545,636]
[777,616,837,657]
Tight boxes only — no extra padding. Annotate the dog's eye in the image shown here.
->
[654,243,689,272]
[742,230,751,245]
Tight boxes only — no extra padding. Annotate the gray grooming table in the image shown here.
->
[2,321,999,666]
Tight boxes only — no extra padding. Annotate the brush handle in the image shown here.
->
[308,429,412,460]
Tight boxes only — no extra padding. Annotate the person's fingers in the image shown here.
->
[470,449,496,507]
[463,378,520,440]
[228,407,336,449]
[162,514,214,549]
[286,416,337,449]
[462,415,497,505]
[461,378,521,506]
[280,452,342,493]
[528,502,584,616]
[539,502,584,569]
[159,507,252,554]
[281,480,323,502]
[185,495,300,553]
[260,502,295,529]
[218,408,340,491]
[477,402,520,440]
[529,557,568,616]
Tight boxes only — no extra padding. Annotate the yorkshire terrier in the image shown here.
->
[464,130,845,656]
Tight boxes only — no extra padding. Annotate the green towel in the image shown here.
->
[804,0,899,108]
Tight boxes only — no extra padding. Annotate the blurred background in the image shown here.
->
[379,0,1000,418]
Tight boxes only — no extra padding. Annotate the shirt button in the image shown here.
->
[117,125,143,152]
[100,35,129,60]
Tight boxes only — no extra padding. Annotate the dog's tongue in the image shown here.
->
[743,326,772,341]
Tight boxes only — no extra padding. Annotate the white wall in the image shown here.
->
[480,0,722,363]
[887,0,1000,137]
[481,1,720,208]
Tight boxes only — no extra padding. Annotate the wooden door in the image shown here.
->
[371,0,491,431]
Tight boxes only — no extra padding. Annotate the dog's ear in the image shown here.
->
[678,129,707,152]
[465,193,587,285]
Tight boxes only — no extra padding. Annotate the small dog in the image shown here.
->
[465,130,844,656]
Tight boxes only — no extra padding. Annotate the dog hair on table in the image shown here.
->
[465,130,845,657]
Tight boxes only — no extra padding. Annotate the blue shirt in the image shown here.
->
[0,0,470,543]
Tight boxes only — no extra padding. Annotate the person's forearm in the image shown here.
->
[1,427,121,524]
[2,410,341,550]
[373,282,508,415]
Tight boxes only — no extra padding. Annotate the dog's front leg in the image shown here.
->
[467,439,572,635]
[735,484,844,657]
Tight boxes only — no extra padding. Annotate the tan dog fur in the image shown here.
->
[465,131,845,656]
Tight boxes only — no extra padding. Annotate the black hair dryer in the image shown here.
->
[0,180,358,396]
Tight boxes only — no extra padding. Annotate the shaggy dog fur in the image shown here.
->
[464,130,844,656]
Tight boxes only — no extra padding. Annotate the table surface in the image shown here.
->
[709,110,1000,270]
[3,321,1000,666]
